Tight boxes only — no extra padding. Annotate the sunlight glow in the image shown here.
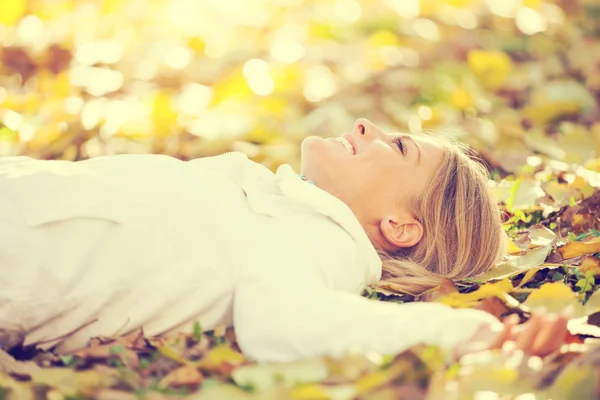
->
[17,15,44,45]
[243,59,269,79]
[413,18,440,41]
[270,37,305,64]
[418,105,433,120]
[164,46,193,70]
[334,0,362,22]
[64,96,84,115]
[385,0,419,19]
[474,392,500,400]
[304,65,337,102]
[455,9,478,30]
[3,110,22,131]
[18,122,35,141]
[81,98,108,130]
[177,83,213,116]
[75,40,124,65]
[516,7,548,35]
[485,0,520,18]
[70,66,124,97]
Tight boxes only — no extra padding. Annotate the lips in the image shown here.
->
[336,137,355,155]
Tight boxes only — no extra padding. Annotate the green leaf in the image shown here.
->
[109,345,124,355]
[193,321,203,342]
[576,271,596,297]
[60,355,75,367]
[552,272,565,281]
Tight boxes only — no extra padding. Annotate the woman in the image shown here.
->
[0,118,568,363]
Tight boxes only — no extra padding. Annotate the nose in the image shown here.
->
[353,118,382,139]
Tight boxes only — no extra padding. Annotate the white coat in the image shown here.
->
[0,152,499,363]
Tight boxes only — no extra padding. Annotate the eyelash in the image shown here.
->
[392,137,406,155]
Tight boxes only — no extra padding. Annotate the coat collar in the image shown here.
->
[274,164,382,285]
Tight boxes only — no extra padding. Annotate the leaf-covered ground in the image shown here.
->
[3,166,600,399]
[3,0,600,399]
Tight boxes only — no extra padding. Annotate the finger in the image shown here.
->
[530,305,574,357]
[531,315,569,357]
[515,313,543,354]
[489,314,519,350]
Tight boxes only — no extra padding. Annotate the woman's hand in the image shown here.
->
[452,307,572,362]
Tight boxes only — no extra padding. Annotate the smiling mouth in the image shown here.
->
[335,137,355,155]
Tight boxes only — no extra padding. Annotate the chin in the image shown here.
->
[300,136,328,160]
[300,136,335,178]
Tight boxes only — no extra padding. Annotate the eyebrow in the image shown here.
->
[404,136,421,164]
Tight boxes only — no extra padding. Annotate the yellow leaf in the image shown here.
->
[188,37,206,54]
[523,0,542,8]
[290,385,330,400]
[449,88,474,110]
[0,0,26,25]
[468,50,513,90]
[31,368,118,397]
[211,70,254,105]
[523,282,586,316]
[516,267,540,288]
[198,345,246,370]
[507,239,522,255]
[558,238,600,259]
[355,369,390,394]
[151,91,179,137]
[158,343,187,365]
[38,71,71,98]
[524,81,595,125]
[440,279,513,308]
[102,0,123,15]
[369,30,400,47]
[523,101,581,126]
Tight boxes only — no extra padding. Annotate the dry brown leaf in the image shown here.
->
[579,256,600,277]
[420,278,459,302]
[70,331,145,369]
[558,238,600,259]
[474,296,512,320]
[158,364,203,390]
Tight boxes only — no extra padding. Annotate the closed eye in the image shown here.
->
[392,136,407,156]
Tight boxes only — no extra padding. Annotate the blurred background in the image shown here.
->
[0,0,599,174]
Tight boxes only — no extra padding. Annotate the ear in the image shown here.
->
[379,214,423,249]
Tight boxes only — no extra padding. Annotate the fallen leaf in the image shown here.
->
[558,237,600,259]
[516,267,541,288]
[523,282,586,317]
[474,245,552,282]
[232,358,328,392]
[197,345,246,375]
[579,256,600,277]
[440,279,513,308]
[158,365,203,390]
[30,368,119,397]
[475,296,512,320]
[420,278,459,302]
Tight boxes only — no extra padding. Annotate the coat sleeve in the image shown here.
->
[233,215,501,363]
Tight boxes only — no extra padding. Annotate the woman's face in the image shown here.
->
[300,118,445,251]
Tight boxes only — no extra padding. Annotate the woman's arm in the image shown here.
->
[233,215,501,363]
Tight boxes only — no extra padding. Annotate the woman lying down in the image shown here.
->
[0,119,569,363]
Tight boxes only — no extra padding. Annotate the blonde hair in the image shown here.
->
[376,136,505,295]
